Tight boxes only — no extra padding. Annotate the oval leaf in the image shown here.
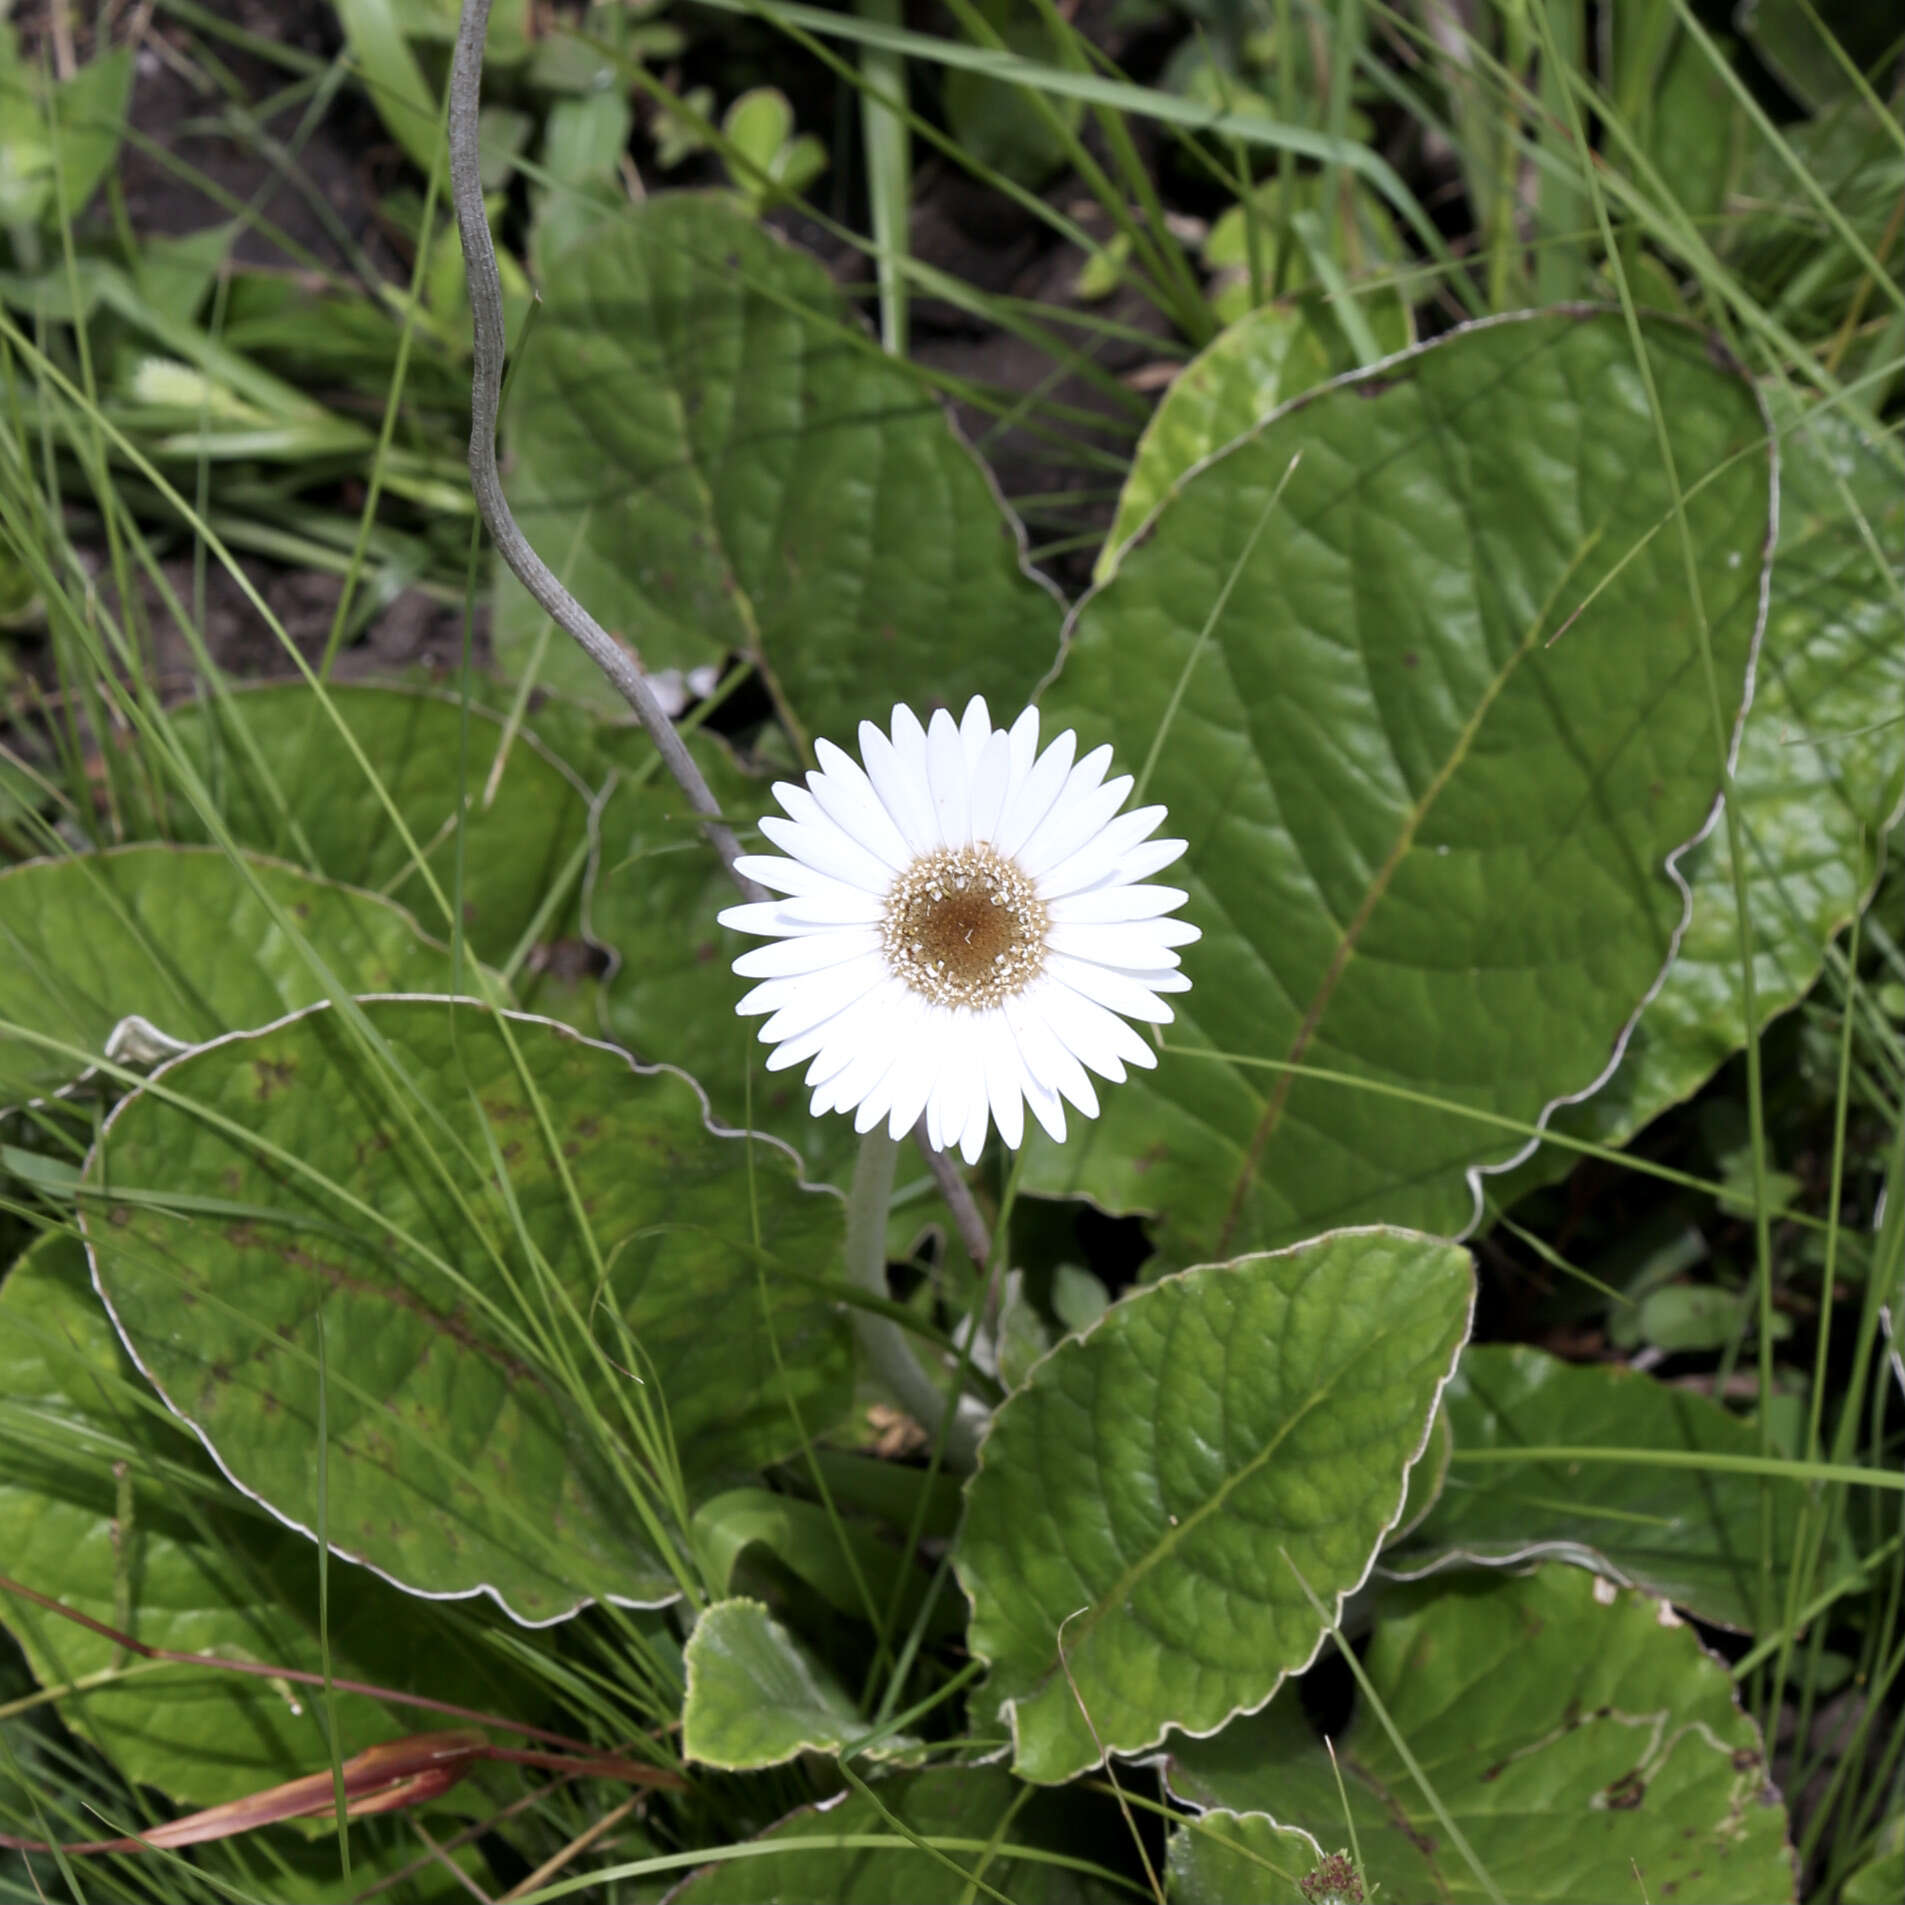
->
[1384,1343,1840,1631]
[0,846,482,1109]
[957,1228,1473,1783]
[499,193,1063,742]
[0,1233,537,1807]
[81,1000,850,1624]
[1165,1567,1795,1903]
[1032,310,1772,1262]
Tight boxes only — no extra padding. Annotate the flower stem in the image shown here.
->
[847,1129,987,1471]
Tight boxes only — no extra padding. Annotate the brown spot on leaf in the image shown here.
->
[252,1057,296,1099]
[1604,1771,1645,1810]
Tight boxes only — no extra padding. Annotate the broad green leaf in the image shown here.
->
[1384,1344,1836,1631]
[0,846,481,1109]
[157,683,595,967]
[1165,1567,1795,1904]
[82,999,851,1624]
[1029,311,1770,1263]
[1506,399,1904,1180]
[958,1228,1472,1783]
[0,1233,536,1809]
[666,1768,1126,1904]
[1096,305,1332,582]
[498,192,1062,744]
[681,1597,917,1769]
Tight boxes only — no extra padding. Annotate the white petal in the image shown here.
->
[737,976,799,1016]
[885,1013,938,1139]
[810,741,913,871]
[733,929,879,979]
[1036,807,1168,899]
[1036,979,1159,1078]
[1048,884,1190,925]
[1110,836,1189,883]
[1022,1071,1067,1143]
[732,854,866,900]
[763,1018,832,1070]
[1045,950,1177,1022]
[995,728,1075,858]
[959,696,993,768]
[861,714,936,855]
[1046,925,1185,970]
[926,1036,961,1153]
[1019,771,1133,880]
[926,708,971,847]
[981,1015,1026,1151]
[959,1084,991,1166]
[1126,966,1193,993]
[816,1027,899,1117]
[967,730,1012,848]
[758,955,889,1042]
[718,899,800,935]
[720,891,884,935]
[759,805,893,894]
[1007,704,1040,784]
[854,999,926,1126]
[1003,990,1099,1119]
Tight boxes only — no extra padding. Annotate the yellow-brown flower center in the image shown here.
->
[881,844,1048,1008]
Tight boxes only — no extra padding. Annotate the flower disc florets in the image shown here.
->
[881,844,1048,1008]
[717,698,1200,1165]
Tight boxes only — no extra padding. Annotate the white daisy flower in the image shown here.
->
[717,698,1200,1165]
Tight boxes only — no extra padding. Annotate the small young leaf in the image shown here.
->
[682,1597,917,1770]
